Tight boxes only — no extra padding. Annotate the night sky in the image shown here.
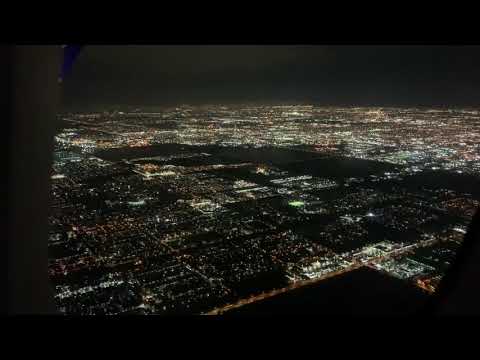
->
[62,45,480,110]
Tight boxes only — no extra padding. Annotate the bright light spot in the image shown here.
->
[289,201,305,207]
[51,174,66,180]
[453,227,466,234]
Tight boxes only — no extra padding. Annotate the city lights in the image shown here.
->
[48,105,479,315]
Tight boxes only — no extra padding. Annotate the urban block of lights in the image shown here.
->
[48,106,479,315]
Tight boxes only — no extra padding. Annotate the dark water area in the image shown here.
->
[283,157,399,180]
[226,267,428,316]
[95,144,327,165]
[402,170,480,200]
[94,144,399,180]
[95,144,202,161]
[213,146,325,165]
[158,156,240,167]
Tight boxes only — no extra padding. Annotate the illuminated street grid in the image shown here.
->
[49,106,480,314]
